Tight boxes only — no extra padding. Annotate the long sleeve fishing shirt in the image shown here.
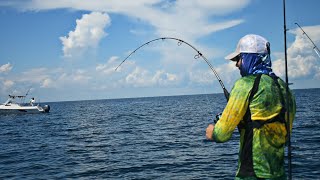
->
[213,74,296,179]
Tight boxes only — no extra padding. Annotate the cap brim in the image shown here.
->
[224,51,240,61]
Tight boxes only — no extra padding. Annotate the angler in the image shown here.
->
[206,34,296,179]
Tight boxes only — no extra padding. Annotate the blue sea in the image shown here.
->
[0,88,319,179]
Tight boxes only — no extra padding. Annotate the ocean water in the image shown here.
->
[0,88,319,179]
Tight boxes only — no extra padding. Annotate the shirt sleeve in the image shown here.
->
[213,77,253,142]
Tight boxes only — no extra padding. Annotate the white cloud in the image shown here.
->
[124,67,180,87]
[153,70,178,86]
[0,79,14,99]
[1,1,250,91]
[216,62,239,84]
[23,0,162,11]
[273,25,320,80]
[3,80,14,89]
[41,78,55,88]
[189,69,213,85]
[60,12,111,58]
[0,63,13,73]
[4,0,298,100]
[125,67,152,87]
[150,0,248,40]
[14,1,249,42]
[19,68,51,84]
[2,67,93,90]
[54,70,92,86]
[72,70,92,82]
[96,56,120,75]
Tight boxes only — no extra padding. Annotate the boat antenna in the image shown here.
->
[115,37,230,101]
[295,22,320,59]
[283,0,292,179]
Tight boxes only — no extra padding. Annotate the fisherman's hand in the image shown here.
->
[206,124,215,141]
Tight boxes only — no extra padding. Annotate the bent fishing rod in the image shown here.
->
[295,22,320,59]
[115,37,230,101]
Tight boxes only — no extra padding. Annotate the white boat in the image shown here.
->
[0,94,50,114]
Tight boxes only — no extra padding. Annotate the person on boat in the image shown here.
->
[206,34,296,179]
[30,97,35,106]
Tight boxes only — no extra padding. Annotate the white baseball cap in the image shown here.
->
[225,34,270,61]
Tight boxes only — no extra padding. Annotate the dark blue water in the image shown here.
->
[0,88,319,179]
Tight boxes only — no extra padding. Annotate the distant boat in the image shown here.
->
[0,94,50,114]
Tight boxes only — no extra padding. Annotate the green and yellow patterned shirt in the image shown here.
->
[213,74,296,179]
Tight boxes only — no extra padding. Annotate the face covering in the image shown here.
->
[239,53,276,77]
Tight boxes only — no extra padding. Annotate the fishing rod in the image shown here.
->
[283,0,292,179]
[25,88,31,97]
[295,22,320,59]
[115,37,230,101]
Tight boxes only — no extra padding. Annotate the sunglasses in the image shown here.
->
[234,54,241,62]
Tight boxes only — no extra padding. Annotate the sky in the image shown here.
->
[0,0,319,102]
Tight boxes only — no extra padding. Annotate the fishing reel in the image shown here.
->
[213,112,222,124]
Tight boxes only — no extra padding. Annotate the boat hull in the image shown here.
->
[0,104,50,114]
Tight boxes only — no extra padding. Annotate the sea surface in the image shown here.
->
[0,88,319,179]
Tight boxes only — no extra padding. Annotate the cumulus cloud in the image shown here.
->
[0,63,13,73]
[19,68,51,84]
[40,78,56,88]
[125,67,151,87]
[3,80,14,89]
[153,70,178,86]
[72,70,92,82]
[60,12,111,58]
[96,56,120,75]
[124,67,179,87]
[272,25,320,80]
[216,62,239,83]
[54,70,92,87]
[2,67,92,90]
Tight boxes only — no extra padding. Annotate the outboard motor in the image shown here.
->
[43,105,50,113]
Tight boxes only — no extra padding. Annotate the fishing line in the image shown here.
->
[203,87,216,123]
[115,37,230,101]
